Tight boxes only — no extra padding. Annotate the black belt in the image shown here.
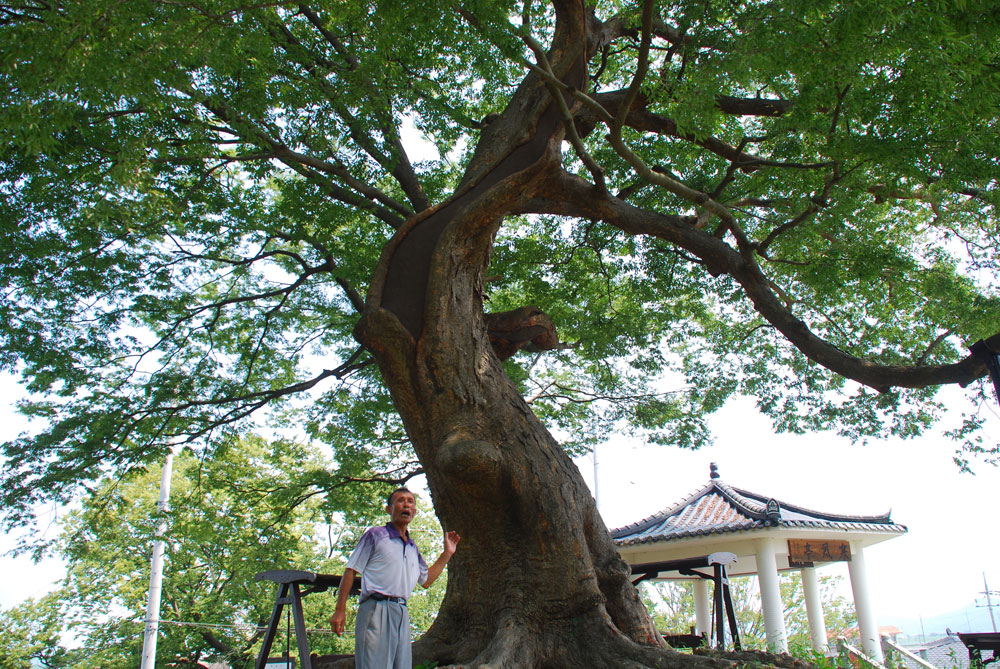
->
[369,592,406,604]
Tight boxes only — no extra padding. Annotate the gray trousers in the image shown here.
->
[354,597,411,669]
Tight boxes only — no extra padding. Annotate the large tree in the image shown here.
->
[2,0,998,666]
[50,437,350,668]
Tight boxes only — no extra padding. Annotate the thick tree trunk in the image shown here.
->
[358,297,677,667]
[355,237,701,668]
[348,5,707,666]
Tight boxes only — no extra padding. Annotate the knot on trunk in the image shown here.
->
[485,306,565,361]
[436,434,503,492]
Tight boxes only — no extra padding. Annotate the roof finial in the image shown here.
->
[710,462,720,479]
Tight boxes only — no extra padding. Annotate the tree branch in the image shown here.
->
[579,90,826,172]
[172,82,408,228]
[281,6,431,211]
[522,32,607,191]
[545,170,996,391]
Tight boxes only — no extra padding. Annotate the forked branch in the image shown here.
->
[543,171,997,392]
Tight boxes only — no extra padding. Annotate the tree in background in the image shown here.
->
[776,573,856,652]
[4,437,379,667]
[640,580,697,635]
[2,0,998,666]
[730,573,856,652]
[0,593,77,669]
[0,435,448,668]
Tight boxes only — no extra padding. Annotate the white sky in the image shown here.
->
[1,376,66,610]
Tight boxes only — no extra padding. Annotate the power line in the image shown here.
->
[976,572,998,633]
[135,618,354,636]
[132,618,430,637]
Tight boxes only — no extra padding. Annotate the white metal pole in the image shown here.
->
[593,443,600,512]
[985,573,997,633]
[140,447,178,669]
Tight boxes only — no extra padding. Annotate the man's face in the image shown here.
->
[387,491,417,526]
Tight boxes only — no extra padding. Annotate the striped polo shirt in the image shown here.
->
[345,523,428,603]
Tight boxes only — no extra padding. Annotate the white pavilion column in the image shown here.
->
[694,578,711,637]
[848,544,884,663]
[755,537,788,653]
[801,566,828,653]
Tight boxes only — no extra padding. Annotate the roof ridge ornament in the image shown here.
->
[766,498,781,522]
[710,462,720,479]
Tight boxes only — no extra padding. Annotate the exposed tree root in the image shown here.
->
[314,610,816,669]
[694,648,818,669]
[316,642,815,669]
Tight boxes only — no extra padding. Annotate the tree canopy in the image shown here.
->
[2,0,999,665]
[3,0,997,530]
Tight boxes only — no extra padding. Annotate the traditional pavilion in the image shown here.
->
[611,463,907,662]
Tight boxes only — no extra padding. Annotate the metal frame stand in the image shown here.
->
[254,570,358,669]
[630,552,741,651]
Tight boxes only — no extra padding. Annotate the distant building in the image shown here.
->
[893,634,974,669]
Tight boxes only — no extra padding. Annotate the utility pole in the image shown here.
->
[978,572,998,633]
[140,446,179,669]
[592,443,600,512]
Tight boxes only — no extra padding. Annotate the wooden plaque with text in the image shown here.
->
[787,539,851,567]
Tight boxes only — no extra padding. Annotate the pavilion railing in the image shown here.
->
[882,639,939,669]
[836,637,887,669]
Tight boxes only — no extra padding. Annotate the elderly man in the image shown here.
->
[331,488,460,669]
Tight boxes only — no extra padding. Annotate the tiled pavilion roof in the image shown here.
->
[611,463,907,547]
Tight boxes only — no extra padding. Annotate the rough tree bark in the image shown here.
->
[350,3,715,666]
